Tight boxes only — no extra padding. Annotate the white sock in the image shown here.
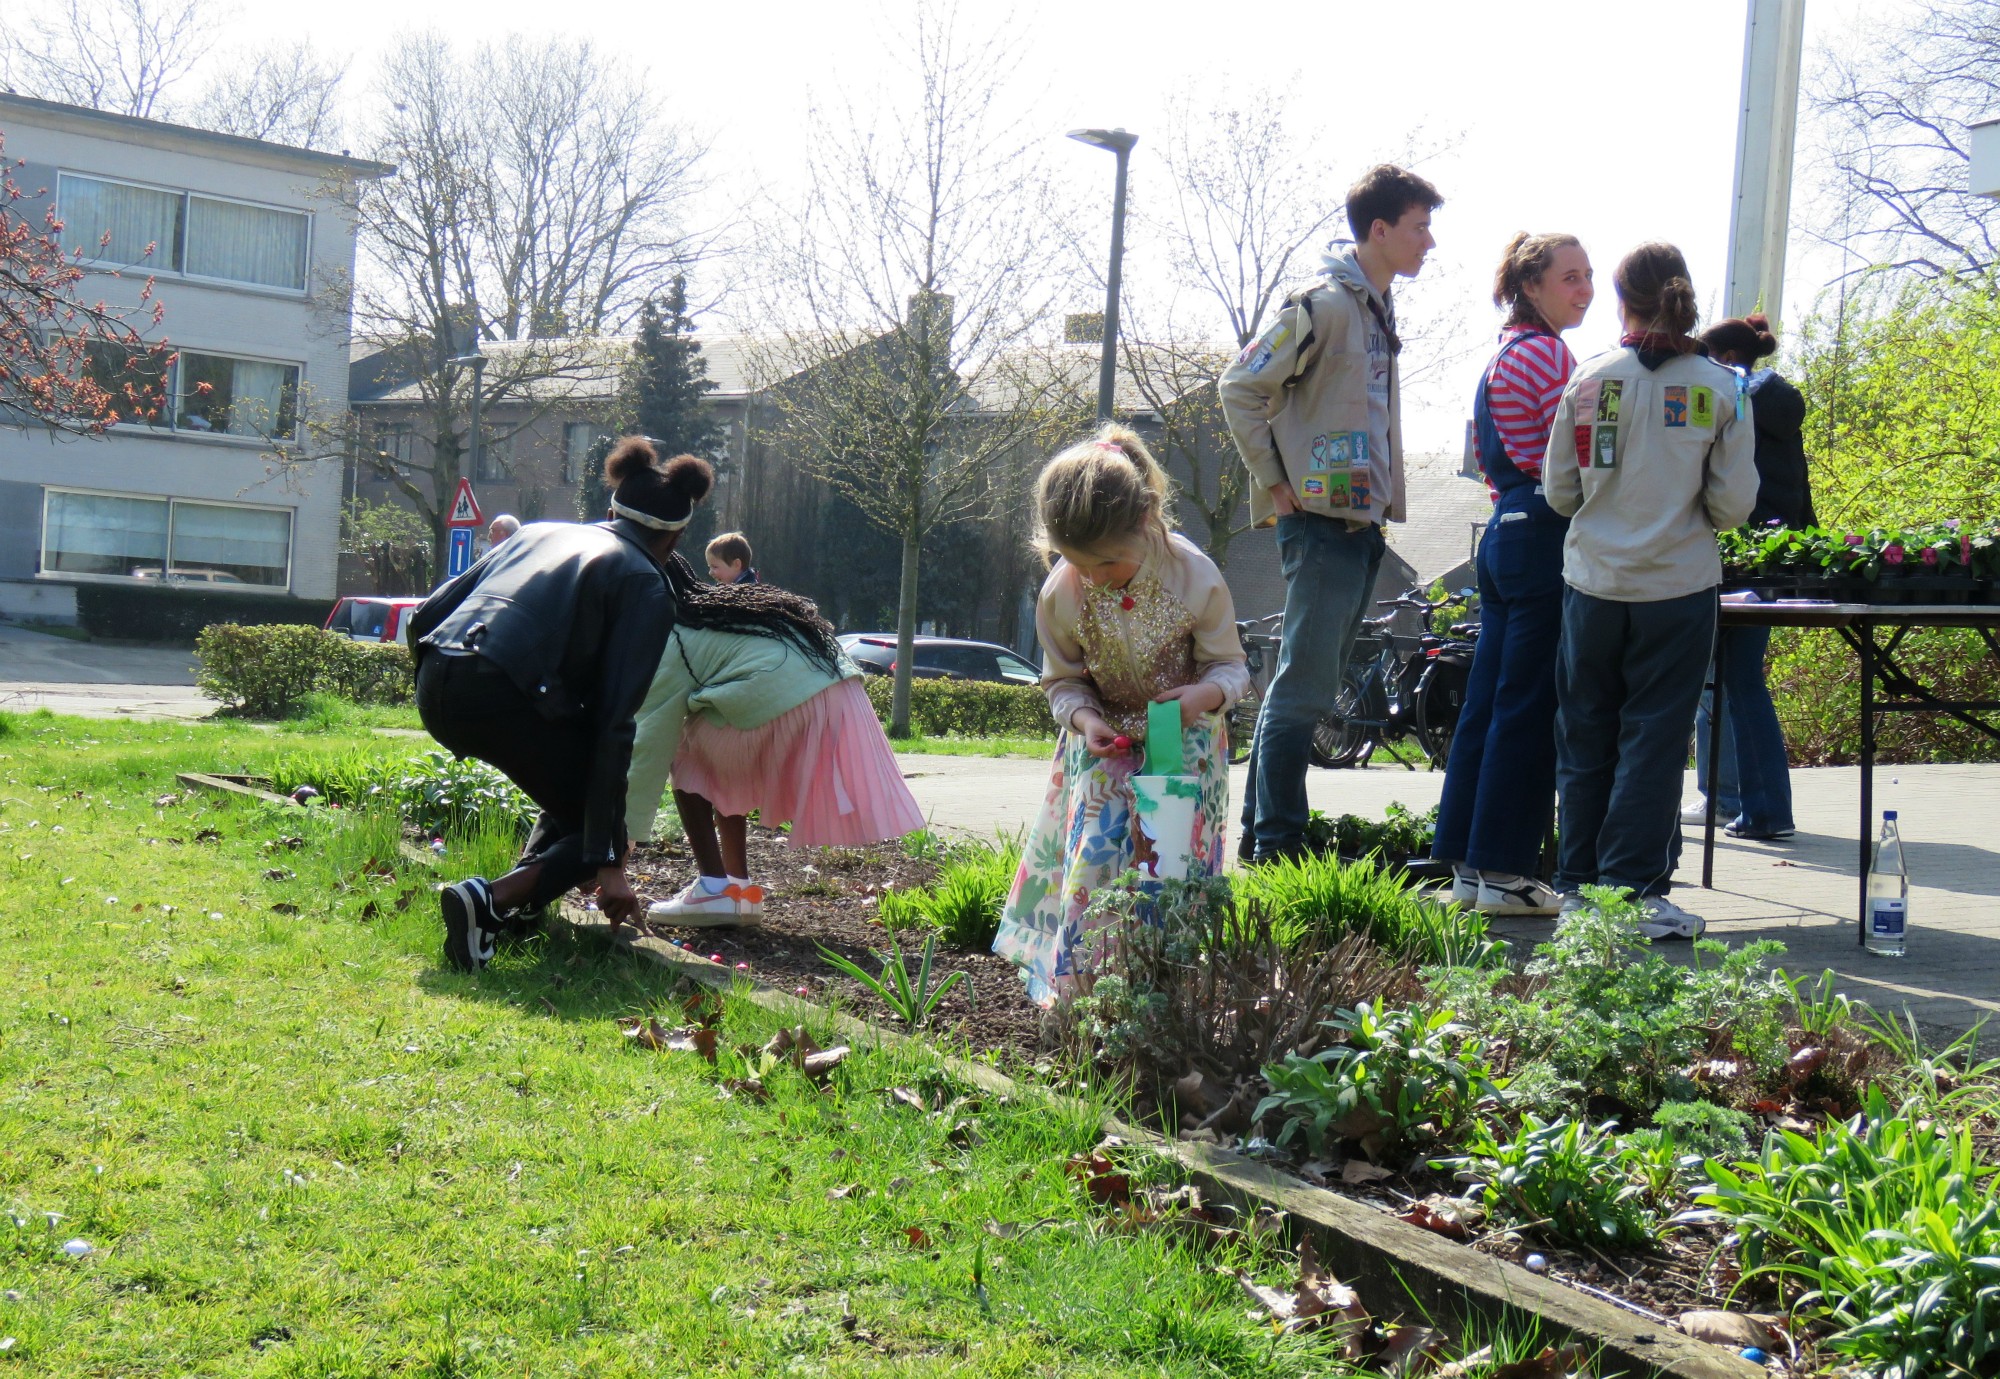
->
[726,874,753,890]
[696,874,729,895]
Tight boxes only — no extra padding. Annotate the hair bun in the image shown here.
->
[604,435,658,485]
[662,453,715,502]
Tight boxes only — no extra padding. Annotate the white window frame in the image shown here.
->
[38,485,295,592]
[172,346,305,443]
[55,170,314,297]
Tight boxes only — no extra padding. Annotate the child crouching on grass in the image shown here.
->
[991,425,1250,1006]
[624,557,923,926]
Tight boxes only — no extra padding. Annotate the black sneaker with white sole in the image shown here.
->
[440,878,499,971]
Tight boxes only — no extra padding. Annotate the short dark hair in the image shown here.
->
[706,531,753,567]
[1345,165,1443,242]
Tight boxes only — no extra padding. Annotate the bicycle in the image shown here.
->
[1312,587,1479,770]
[1229,612,1284,765]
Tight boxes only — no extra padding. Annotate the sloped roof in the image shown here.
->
[957,341,1227,417]
[1384,450,1494,587]
[349,331,787,406]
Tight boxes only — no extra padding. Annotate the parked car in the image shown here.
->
[838,634,1040,685]
[324,596,425,646]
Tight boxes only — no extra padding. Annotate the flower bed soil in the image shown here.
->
[625,830,1049,1059]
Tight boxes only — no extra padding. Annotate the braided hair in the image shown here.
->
[664,554,844,677]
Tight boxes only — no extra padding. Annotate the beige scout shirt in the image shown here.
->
[1542,347,1760,602]
[1037,531,1252,739]
[1218,264,1407,529]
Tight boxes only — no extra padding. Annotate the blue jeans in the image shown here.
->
[1693,625,1795,834]
[1554,586,1717,897]
[1432,502,1566,877]
[1243,515,1386,853]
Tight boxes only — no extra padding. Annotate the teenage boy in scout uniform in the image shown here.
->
[1220,164,1441,861]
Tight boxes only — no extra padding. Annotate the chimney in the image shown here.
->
[1065,312,1104,344]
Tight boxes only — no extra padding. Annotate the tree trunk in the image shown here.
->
[890,525,922,739]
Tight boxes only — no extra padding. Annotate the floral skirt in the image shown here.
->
[991,714,1229,1006]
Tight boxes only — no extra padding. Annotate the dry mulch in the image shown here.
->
[625,828,1049,1060]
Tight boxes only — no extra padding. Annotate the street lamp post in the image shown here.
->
[1068,127,1138,422]
[449,351,487,481]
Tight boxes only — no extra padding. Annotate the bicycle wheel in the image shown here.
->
[1311,668,1375,769]
[1414,654,1471,767]
[1227,697,1258,765]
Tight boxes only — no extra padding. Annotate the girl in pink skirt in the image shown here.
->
[624,558,924,926]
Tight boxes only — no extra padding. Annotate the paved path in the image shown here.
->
[0,624,215,721]
[898,753,2000,1043]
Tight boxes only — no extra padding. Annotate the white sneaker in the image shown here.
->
[1475,874,1561,916]
[647,878,753,928]
[1447,865,1479,906]
[1557,891,1592,919]
[726,876,766,922]
[1679,798,1713,826]
[1636,895,1706,940]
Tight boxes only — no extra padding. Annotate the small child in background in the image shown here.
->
[626,557,922,926]
[991,425,1250,1006]
[706,531,758,584]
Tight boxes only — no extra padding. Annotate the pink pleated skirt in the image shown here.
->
[673,677,925,848]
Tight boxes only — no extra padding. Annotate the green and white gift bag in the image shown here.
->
[1132,699,1201,882]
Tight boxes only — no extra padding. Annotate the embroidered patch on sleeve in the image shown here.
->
[1689,385,1716,429]
[1574,423,1594,467]
[1238,321,1292,375]
[1575,378,1601,419]
[1593,423,1618,469]
[1663,385,1688,427]
[1348,475,1372,510]
[1595,379,1623,423]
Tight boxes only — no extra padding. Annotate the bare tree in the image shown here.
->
[186,41,346,149]
[753,4,1080,736]
[1811,0,2000,277]
[1,0,205,119]
[347,32,709,564]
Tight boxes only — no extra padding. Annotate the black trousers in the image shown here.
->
[415,653,610,909]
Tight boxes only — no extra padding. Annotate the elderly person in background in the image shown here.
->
[487,514,522,547]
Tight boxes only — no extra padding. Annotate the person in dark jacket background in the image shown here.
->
[410,437,713,970]
[1685,313,1813,840]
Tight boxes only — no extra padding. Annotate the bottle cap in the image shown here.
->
[1883,809,1898,821]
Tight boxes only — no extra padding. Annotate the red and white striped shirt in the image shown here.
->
[1483,326,1576,492]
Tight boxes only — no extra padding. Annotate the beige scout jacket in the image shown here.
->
[1218,272,1407,529]
[1542,347,1760,603]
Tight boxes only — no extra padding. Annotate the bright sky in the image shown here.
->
[244,0,1882,453]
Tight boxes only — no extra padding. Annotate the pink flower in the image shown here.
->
[1844,533,1864,547]
[1963,536,1973,567]
[1947,518,1962,531]
[1921,547,1939,567]
[1884,543,1906,566]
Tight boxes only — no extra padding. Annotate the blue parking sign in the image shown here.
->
[448,526,476,577]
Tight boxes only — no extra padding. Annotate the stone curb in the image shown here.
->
[561,905,1761,1379]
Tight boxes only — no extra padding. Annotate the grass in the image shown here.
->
[888,734,1053,759]
[0,709,1372,1377]
[273,692,426,734]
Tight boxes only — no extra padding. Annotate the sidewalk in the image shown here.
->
[898,753,2000,1043]
[0,624,215,721]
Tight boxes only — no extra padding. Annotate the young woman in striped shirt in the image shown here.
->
[1432,232,1595,914]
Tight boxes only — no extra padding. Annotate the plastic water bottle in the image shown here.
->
[1865,810,1908,958]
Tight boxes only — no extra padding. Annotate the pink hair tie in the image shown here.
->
[1096,440,1123,453]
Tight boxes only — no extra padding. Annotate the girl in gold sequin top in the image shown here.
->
[991,426,1251,1006]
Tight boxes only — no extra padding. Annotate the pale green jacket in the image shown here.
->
[623,626,862,842]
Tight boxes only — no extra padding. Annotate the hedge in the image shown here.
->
[1769,625,2000,765]
[77,583,333,646]
[196,624,414,719]
[862,674,1055,739]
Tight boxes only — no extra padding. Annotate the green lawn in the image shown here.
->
[0,711,1348,1377]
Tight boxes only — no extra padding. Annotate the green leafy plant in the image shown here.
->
[390,750,535,838]
[196,623,412,718]
[876,838,1021,948]
[1303,802,1438,860]
[860,675,1055,739]
[1437,1116,1657,1248]
[1697,1087,2000,1379]
[817,929,967,1030]
[1256,1001,1502,1161]
[1234,851,1492,966]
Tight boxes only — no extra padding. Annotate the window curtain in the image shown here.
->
[187,197,308,290]
[59,176,183,270]
[226,359,295,438]
[44,492,169,576]
[169,503,290,586]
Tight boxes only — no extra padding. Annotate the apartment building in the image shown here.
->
[0,92,392,625]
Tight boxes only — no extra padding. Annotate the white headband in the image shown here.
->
[610,498,690,531]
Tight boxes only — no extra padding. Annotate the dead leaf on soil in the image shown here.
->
[1297,1159,1339,1187]
[801,1046,850,1081]
[945,1118,983,1149]
[888,1086,929,1113]
[1786,1046,1830,1083]
[827,1183,868,1202]
[1341,1159,1396,1185]
[269,902,300,915]
[621,1018,717,1062]
[1377,1323,1452,1378]
[1490,1344,1592,1379]
[903,1226,931,1250]
[1235,1239,1371,1351]
[1395,1195,1484,1240]
[1676,1309,1782,1349]
[1432,1346,1493,1379]
[1063,1152,1130,1206]
[359,901,379,922]
[263,868,294,882]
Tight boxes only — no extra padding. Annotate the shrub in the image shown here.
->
[1649,1099,1757,1165]
[1234,851,1493,967]
[1257,1001,1502,1161]
[197,623,414,718]
[1303,802,1437,859]
[1437,1116,1658,1248]
[76,582,334,645]
[1698,1088,2000,1379]
[1770,625,2000,765]
[878,838,1021,948]
[862,675,1055,739]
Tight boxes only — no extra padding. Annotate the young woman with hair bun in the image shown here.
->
[1432,232,1594,917]
[990,424,1250,1006]
[1541,243,1761,940]
[1682,312,1814,841]
[410,436,713,970]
